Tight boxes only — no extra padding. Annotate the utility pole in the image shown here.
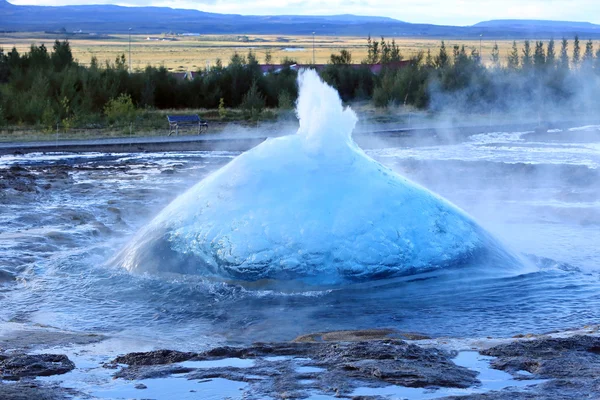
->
[128,28,132,73]
[312,32,315,64]
[479,34,483,61]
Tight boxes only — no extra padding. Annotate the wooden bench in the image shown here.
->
[167,115,208,136]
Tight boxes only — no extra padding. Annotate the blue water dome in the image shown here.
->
[114,70,521,286]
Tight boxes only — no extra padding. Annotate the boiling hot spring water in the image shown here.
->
[115,70,522,285]
[2,71,600,346]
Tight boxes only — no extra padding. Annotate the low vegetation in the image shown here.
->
[0,35,599,135]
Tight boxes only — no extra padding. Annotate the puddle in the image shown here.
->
[91,377,247,399]
[517,369,534,376]
[453,351,545,390]
[305,393,339,400]
[36,339,251,399]
[351,351,546,399]
[34,338,546,400]
[296,366,326,374]
[264,355,290,362]
[40,352,249,400]
[179,357,255,369]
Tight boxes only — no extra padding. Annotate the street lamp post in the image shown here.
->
[128,28,132,73]
[312,32,315,64]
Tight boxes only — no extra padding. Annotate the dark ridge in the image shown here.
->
[474,19,600,29]
[2,1,600,37]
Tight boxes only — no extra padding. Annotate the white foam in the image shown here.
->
[117,70,518,285]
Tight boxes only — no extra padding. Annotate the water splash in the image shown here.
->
[296,69,357,154]
[114,69,521,286]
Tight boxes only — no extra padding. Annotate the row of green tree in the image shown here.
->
[371,36,600,112]
[0,41,298,128]
[1,36,600,129]
[498,36,600,70]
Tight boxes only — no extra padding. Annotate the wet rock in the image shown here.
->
[0,380,73,400]
[0,269,16,283]
[113,339,478,399]
[0,163,79,199]
[113,349,196,366]
[74,182,95,191]
[441,392,540,399]
[448,336,600,400]
[351,397,386,400]
[115,364,196,380]
[63,209,94,224]
[90,221,112,235]
[0,353,75,380]
[106,333,600,399]
[42,166,70,180]
[0,166,37,193]
[8,165,26,173]
[107,206,121,215]
[440,378,599,400]
[481,335,600,379]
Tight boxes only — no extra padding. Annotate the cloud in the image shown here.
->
[7,0,600,25]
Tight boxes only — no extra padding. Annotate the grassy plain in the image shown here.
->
[0,32,558,71]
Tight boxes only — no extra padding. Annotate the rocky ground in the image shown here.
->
[111,338,478,398]
[1,136,600,399]
[1,326,599,399]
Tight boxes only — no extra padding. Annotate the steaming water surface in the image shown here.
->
[1,126,600,348]
[115,71,518,285]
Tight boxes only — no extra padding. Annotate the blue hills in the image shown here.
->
[1,0,600,38]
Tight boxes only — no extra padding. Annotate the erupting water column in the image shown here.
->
[114,70,520,286]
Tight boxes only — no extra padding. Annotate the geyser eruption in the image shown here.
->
[115,70,519,285]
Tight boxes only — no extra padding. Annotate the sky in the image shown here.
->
[8,0,600,26]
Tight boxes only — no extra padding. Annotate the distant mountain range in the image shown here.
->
[2,0,600,38]
[474,19,600,35]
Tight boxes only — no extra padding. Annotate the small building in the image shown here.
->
[171,71,197,82]
[367,61,411,74]
[259,61,411,75]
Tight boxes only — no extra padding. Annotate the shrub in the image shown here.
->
[104,93,137,125]
[60,96,74,132]
[218,97,227,119]
[277,90,294,109]
[41,102,58,132]
[241,81,265,121]
[261,109,277,120]
[372,85,391,108]
[372,63,429,109]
